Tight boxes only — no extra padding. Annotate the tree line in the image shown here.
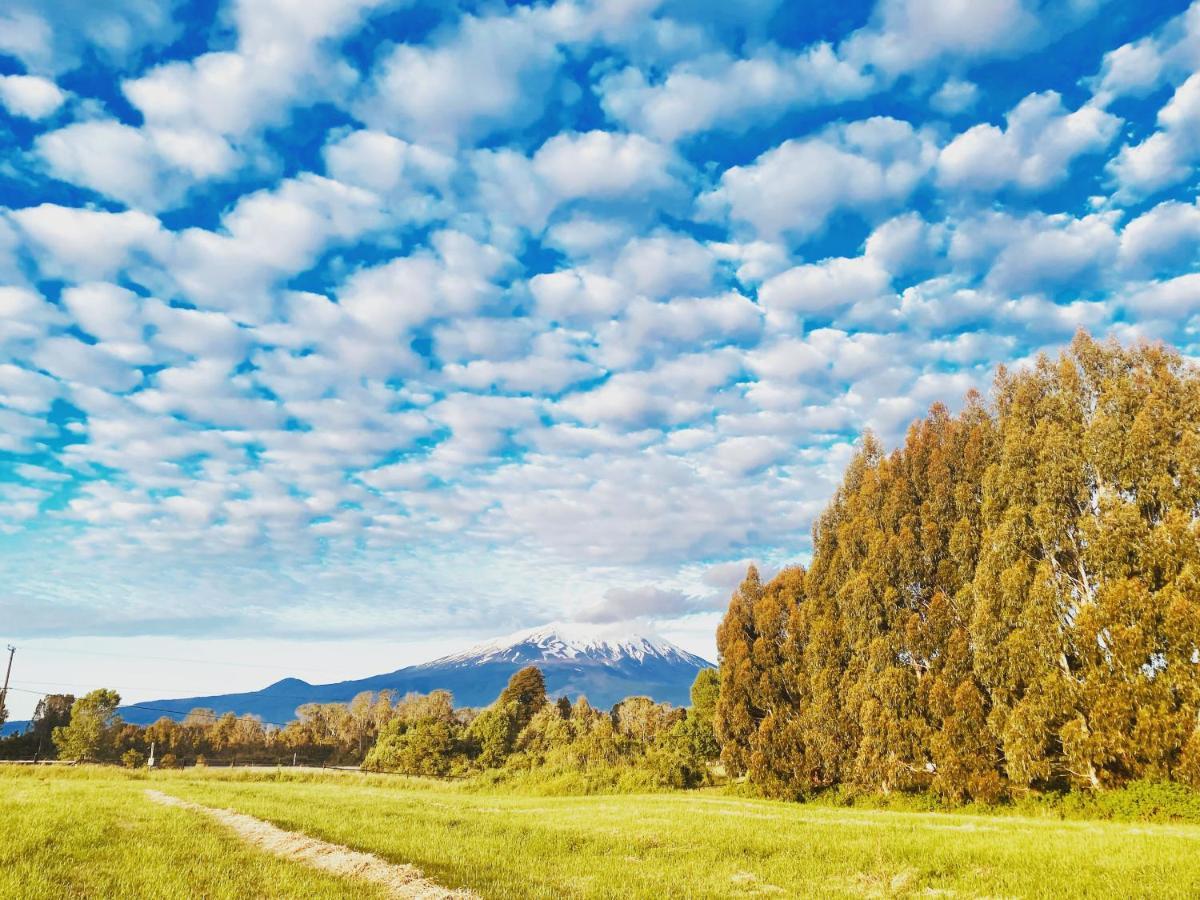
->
[0,688,411,767]
[715,333,1200,800]
[0,667,722,787]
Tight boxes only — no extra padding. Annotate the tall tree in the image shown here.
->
[52,690,122,762]
[497,666,548,733]
[31,694,74,744]
[680,668,721,762]
[715,565,763,776]
[747,566,806,797]
[789,435,880,791]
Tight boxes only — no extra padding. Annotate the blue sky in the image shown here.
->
[2,0,1200,715]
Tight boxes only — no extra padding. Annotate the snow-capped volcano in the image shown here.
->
[429,621,709,668]
[116,622,715,726]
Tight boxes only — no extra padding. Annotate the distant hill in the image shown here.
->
[114,623,714,726]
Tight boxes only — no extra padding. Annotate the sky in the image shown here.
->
[2,0,1200,719]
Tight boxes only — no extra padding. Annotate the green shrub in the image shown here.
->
[1044,780,1200,823]
[120,749,145,769]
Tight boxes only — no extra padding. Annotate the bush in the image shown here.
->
[364,718,464,776]
[121,749,145,769]
[158,752,179,769]
[1052,780,1200,823]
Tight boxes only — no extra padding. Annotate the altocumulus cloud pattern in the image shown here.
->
[1,0,1198,641]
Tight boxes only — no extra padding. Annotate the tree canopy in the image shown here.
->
[53,690,122,762]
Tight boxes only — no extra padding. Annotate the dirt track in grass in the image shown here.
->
[146,789,477,899]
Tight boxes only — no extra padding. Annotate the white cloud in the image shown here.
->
[929,77,979,114]
[864,213,940,276]
[712,435,789,475]
[1118,199,1200,274]
[703,117,937,240]
[323,129,455,197]
[531,130,678,200]
[0,363,61,415]
[338,230,509,339]
[37,120,237,210]
[840,0,1084,78]
[358,10,563,146]
[1109,73,1200,201]
[1089,2,1200,105]
[60,282,146,359]
[597,44,872,142]
[466,130,684,238]
[746,334,837,385]
[760,255,892,320]
[126,0,386,138]
[470,148,560,236]
[423,392,541,467]
[595,0,1104,142]
[9,205,165,280]
[0,1,183,76]
[338,257,445,340]
[577,584,709,623]
[529,268,627,324]
[1091,38,1166,103]
[442,328,597,394]
[31,336,143,393]
[1124,272,1200,318]
[971,212,1121,296]
[938,92,1120,193]
[709,239,790,284]
[89,0,392,203]
[0,286,65,351]
[0,74,65,118]
[0,407,56,455]
[145,301,249,361]
[594,292,762,369]
[555,350,741,429]
[134,359,286,430]
[612,233,715,299]
[545,215,639,261]
[162,174,383,319]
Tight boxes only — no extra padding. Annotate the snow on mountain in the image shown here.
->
[427,621,707,668]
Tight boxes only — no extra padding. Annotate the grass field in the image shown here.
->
[0,766,387,899]
[3,765,1200,898]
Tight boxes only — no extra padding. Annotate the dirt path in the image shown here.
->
[145,789,476,899]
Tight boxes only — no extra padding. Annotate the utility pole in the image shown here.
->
[0,645,14,723]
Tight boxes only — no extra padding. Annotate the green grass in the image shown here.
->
[5,765,1200,898]
[0,766,386,899]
